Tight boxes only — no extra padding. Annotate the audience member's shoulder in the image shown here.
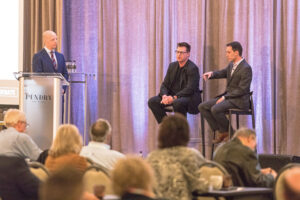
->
[0,156,26,166]
[16,132,34,141]
[110,149,125,157]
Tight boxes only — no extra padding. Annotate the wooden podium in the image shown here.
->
[15,72,69,150]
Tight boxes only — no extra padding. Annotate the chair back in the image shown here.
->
[274,163,300,200]
[198,160,229,178]
[83,164,113,195]
[198,160,230,187]
[27,161,49,181]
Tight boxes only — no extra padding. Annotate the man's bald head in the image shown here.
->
[43,30,57,50]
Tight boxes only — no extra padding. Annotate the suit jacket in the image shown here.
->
[0,156,40,200]
[32,48,69,80]
[210,59,252,110]
[213,138,274,188]
[159,59,201,114]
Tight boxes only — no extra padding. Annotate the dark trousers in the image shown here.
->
[148,95,190,123]
[198,98,236,132]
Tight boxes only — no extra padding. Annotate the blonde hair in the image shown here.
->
[111,156,155,196]
[4,109,26,127]
[49,124,82,158]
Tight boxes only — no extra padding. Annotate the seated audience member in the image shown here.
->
[0,156,40,200]
[146,113,208,200]
[40,166,98,200]
[111,156,156,200]
[80,119,124,170]
[213,128,277,187]
[45,124,88,173]
[283,167,300,200]
[0,109,42,160]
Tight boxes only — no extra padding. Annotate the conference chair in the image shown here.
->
[274,163,300,200]
[164,90,206,156]
[193,160,230,199]
[27,161,49,181]
[198,160,229,180]
[83,164,113,195]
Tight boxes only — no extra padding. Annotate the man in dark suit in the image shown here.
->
[32,30,68,81]
[213,128,277,187]
[198,41,252,143]
[0,156,40,200]
[148,42,201,123]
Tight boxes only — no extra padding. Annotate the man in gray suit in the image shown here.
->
[198,41,252,143]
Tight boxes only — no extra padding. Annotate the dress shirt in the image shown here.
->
[231,58,244,75]
[80,141,125,170]
[0,127,42,160]
[44,46,57,65]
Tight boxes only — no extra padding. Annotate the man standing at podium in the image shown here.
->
[32,30,68,81]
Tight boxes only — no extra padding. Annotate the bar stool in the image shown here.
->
[211,91,255,159]
[228,91,255,137]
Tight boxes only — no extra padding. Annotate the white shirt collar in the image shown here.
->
[233,58,244,67]
[44,46,54,53]
[87,141,111,149]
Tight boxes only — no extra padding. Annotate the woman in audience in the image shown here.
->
[111,156,156,200]
[45,124,87,173]
[147,113,208,200]
[40,166,98,200]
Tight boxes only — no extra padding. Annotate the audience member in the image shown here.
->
[80,119,124,170]
[146,113,208,200]
[111,156,156,200]
[0,156,40,200]
[0,109,42,160]
[39,166,98,200]
[283,167,300,200]
[214,128,277,187]
[45,124,87,173]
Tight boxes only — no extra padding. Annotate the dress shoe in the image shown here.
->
[223,135,230,142]
[212,132,229,144]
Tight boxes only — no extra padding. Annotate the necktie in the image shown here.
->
[231,63,237,76]
[50,51,57,70]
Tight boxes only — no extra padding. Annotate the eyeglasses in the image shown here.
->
[175,50,188,55]
[19,121,30,128]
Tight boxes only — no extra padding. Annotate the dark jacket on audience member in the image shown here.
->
[0,156,40,200]
[213,137,275,187]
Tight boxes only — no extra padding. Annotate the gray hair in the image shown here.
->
[4,109,26,127]
[90,119,112,142]
[233,127,256,138]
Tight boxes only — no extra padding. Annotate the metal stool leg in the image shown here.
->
[211,131,216,160]
[236,114,239,129]
[228,110,232,138]
[201,114,205,157]
[252,113,255,129]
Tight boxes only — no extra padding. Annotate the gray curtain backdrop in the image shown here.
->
[25,0,300,157]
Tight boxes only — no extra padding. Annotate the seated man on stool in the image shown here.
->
[148,42,201,123]
[198,41,252,143]
[214,128,277,187]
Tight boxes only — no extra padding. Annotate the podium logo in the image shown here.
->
[25,93,52,101]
